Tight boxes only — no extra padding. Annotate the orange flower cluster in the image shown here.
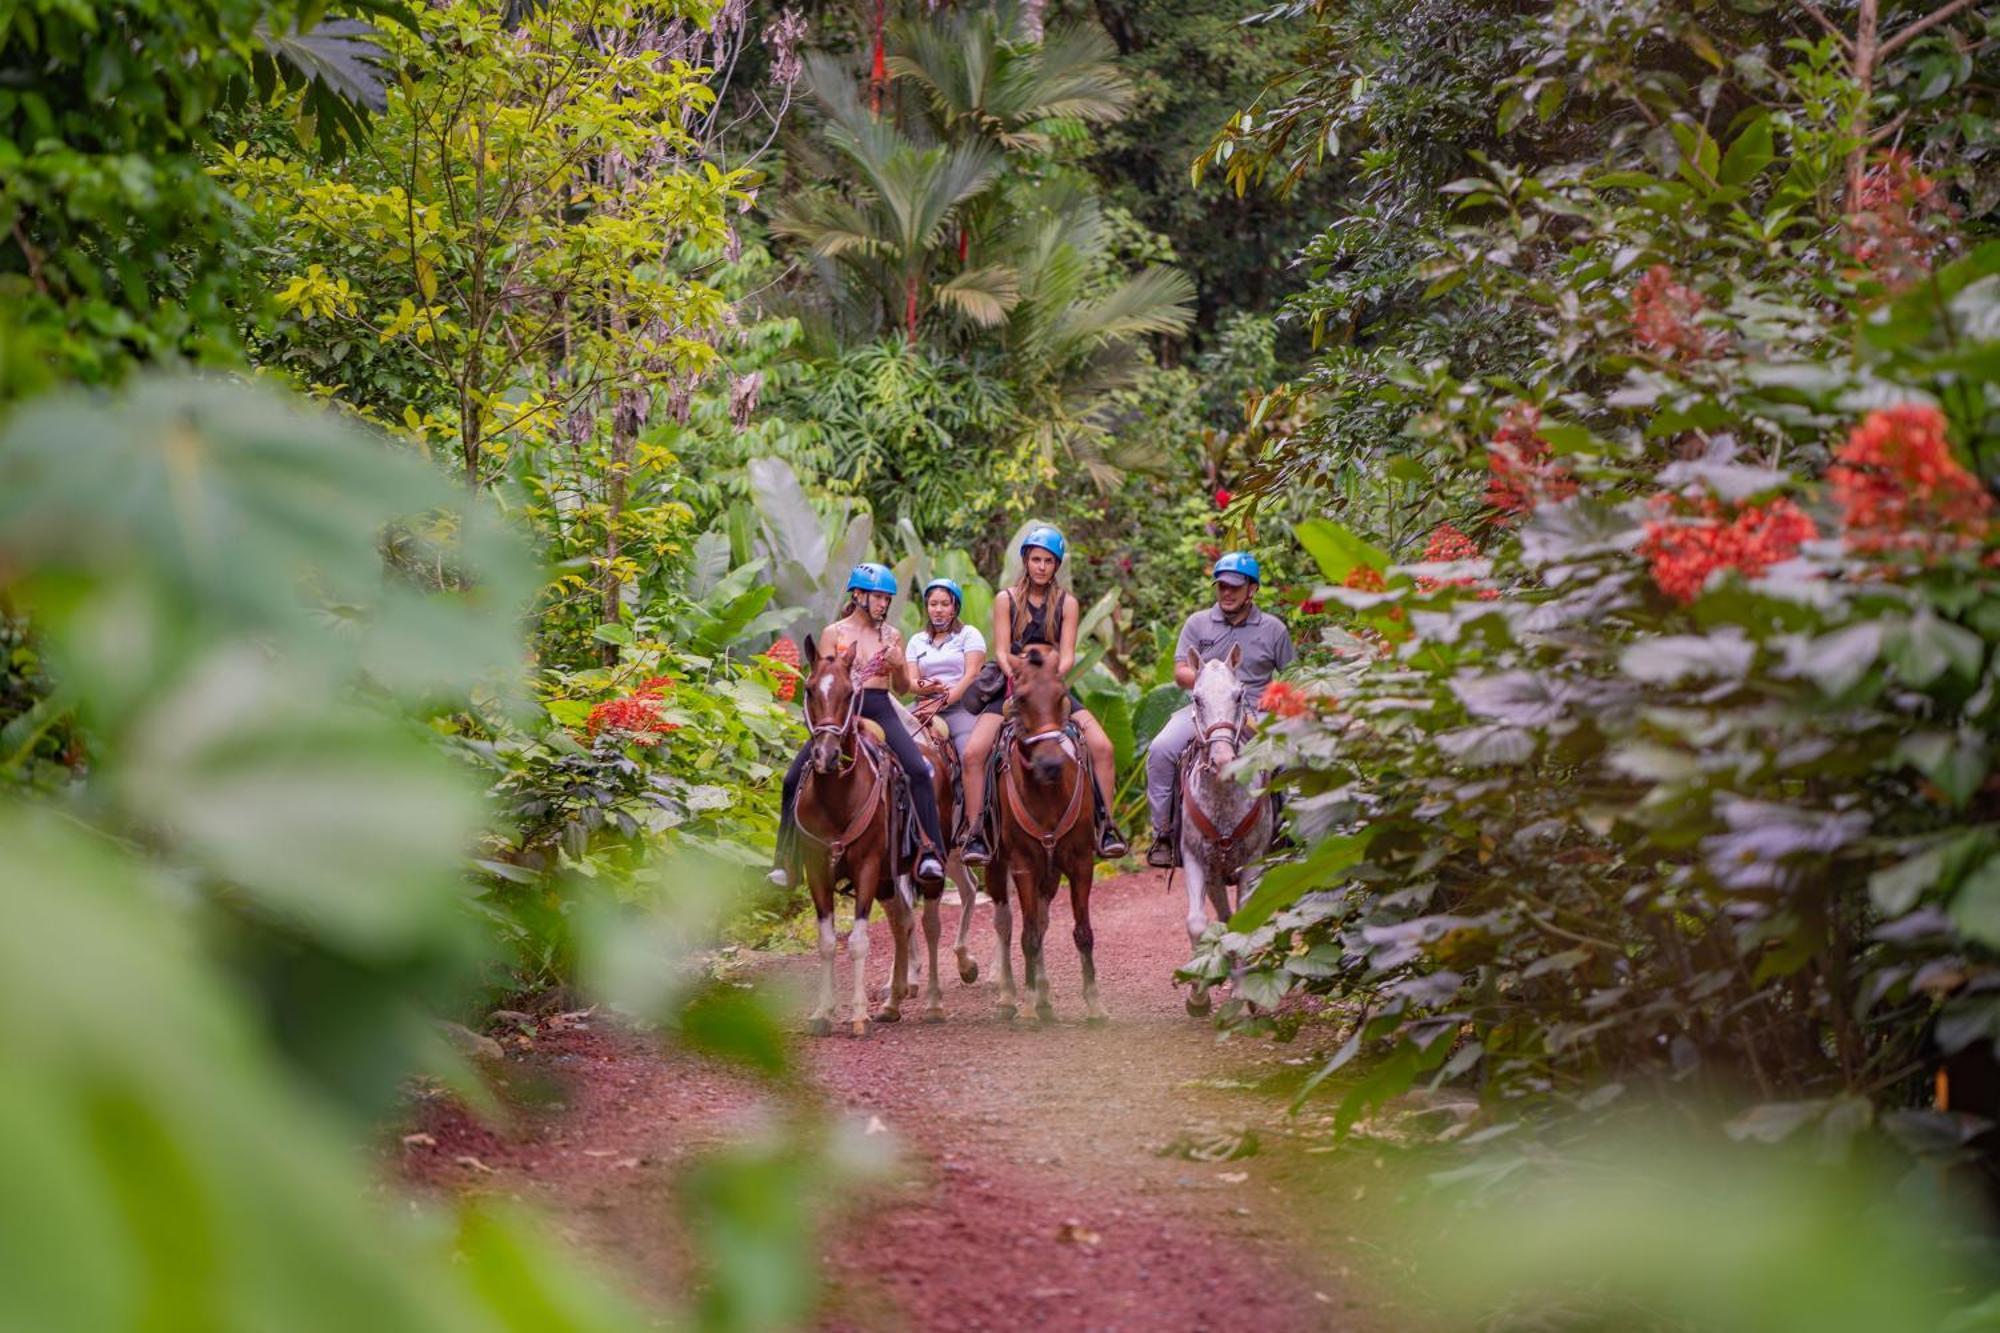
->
[1847,151,1958,289]
[587,675,680,745]
[767,636,801,702]
[1343,565,1387,592]
[1416,523,1499,598]
[1259,680,1314,719]
[1639,495,1817,604]
[1485,405,1577,517]
[1828,404,1992,563]
[1630,265,1724,360]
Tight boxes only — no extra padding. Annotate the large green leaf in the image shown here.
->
[1134,683,1185,751]
[1294,518,1389,586]
[1229,829,1377,934]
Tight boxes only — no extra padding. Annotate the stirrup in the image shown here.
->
[1099,822,1129,859]
[1146,836,1177,869]
[963,832,991,866]
[766,865,792,889]
[915,851,946,887]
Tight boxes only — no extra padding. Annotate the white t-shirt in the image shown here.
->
[909,624,987,689]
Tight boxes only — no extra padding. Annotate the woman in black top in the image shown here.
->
[965,523,1128,864]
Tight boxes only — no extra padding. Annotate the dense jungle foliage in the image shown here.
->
[5,0,2000,1324]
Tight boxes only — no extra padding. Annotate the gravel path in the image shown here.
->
[400,869,1389,1331]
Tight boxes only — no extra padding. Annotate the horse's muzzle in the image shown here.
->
[810,737,844,774]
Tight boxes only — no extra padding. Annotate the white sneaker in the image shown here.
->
[766,866,791,889]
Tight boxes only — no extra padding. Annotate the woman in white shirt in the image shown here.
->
[908,579,1004,842]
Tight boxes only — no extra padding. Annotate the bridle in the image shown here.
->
[797,665,886,862]
[1183,681,1265,855]
[804,666,864,770]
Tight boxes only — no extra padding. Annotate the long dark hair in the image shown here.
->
[923,586,962,638]
[1006,572,1064,652]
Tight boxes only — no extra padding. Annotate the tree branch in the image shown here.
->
[1796,0,1857,53]
[1882,0,1986,57]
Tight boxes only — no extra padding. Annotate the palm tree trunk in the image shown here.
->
[870,0,888,116]
[904,273,920,343]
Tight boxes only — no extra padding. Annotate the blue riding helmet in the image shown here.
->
[922,577,964,609]
[1020,523,1068,564]
[1212,551,1262,585]
[846,562,898,595]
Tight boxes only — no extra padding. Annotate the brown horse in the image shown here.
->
[795,636,910,1037]
[894,718,964,1023]
[989,647,1106,1024]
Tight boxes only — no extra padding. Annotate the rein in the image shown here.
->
[1000,723,1088,855]
[796,741,888,862]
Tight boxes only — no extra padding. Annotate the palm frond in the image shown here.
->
[934,264,1022,326]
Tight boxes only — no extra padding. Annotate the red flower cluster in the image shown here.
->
[1214,487,1235,509]
[1259,680,1314,719]
[1847,151,1958,290]
[1828,404,1992,563]
[1199,541,1222,561]
[1639,494,1817,604]
[1298,598,1326,615]
[1416,523,1500,598]
[1484,405,1577,517]
[1630,265,1725,360]
[587,675,680,744]
[1343,565,1386,592]
[767,637,801,702]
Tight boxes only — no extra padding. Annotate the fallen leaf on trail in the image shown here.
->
[582,1148,618,1158]
[865,1115,888,1135]
[1055,1220,1100,1246]
[400,1132,436,1148]
[615,1157,641,1169]
[1157,1124,1261,1161]
[454,1155,493,1173]
[1216,1171,1249,1184]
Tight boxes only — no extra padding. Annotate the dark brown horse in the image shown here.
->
[795,636,907,1037]
[989,647,1106,1024]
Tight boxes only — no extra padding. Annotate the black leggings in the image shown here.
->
[781,690,947,856]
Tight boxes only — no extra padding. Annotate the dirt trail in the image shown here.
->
[401,870,1388,1331]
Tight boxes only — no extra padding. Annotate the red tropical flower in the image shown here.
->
[1630,265,1725,360]
[1342,565,1386,592]
[1847,151,1959,290]
[1484,405,1577,517]
[767,636,801,702]
[1259,680,1314,719]
[1416,523,1499,598]
[1298,598,1326,615]
[586,693,681,745]
[1214,487,1235,509]
[1640,494,1817,604]
[1828,404,1992,564]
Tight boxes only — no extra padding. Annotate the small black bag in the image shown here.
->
[961,660,1007,714]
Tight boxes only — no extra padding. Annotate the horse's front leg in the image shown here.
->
[807,867,837,1037]
[849,869,879,1038]
[1069,859,1105,1026]
[1021,873,1053,1024]
[991,862,1019,1021]
[950,855,982,984]
[1183,854,1215,1018]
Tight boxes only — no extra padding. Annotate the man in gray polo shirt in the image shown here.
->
[1146,551,1296,868]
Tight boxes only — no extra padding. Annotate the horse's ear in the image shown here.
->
[803,634,818,673]
[837,638,857,662]
[1182,646,1202,675]
[1226,644,1243,671]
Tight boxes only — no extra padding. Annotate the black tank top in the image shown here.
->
[1010,587,1063,653]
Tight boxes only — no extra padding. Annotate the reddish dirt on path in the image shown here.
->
[399,870,1390,1331]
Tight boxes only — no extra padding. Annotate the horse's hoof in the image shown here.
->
[921,1006,945,1024]
[808,1017,833,1037]
[1035,1004,1056,1025]
[1185,993,1212,1018]
[874,1005,902,1024]
[956,954,979,985]
[851,1018,873,1039]
[997,1002,1018,1022]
